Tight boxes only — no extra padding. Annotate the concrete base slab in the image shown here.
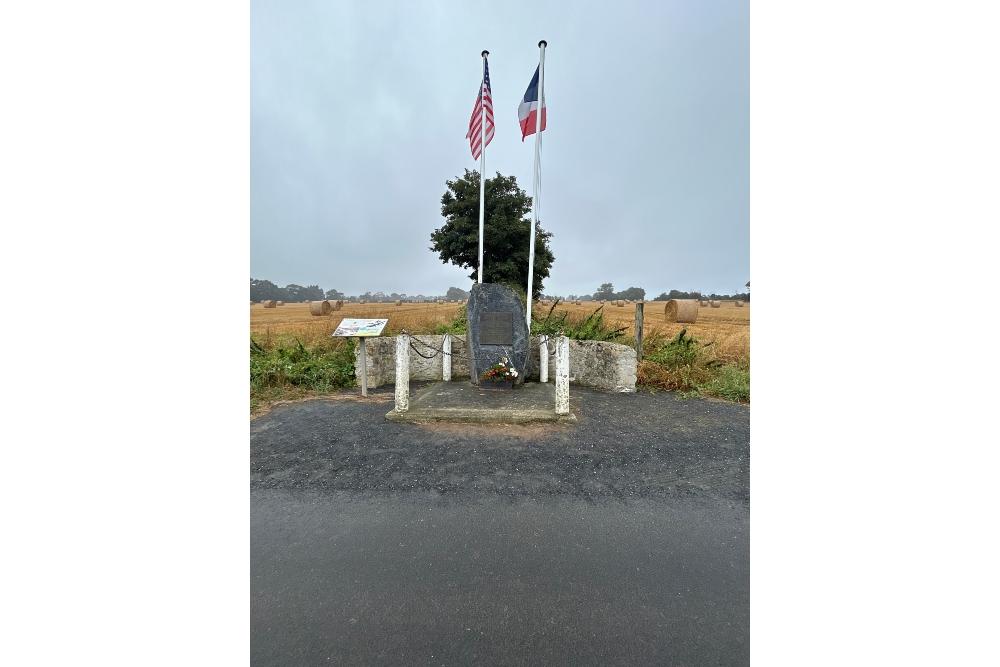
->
[385,381,577,424]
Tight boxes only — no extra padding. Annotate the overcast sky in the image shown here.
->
[251,0,749,297]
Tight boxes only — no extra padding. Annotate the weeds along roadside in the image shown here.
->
[250,335,357,415]
[637,328,750,403]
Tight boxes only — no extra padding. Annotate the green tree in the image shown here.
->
[617,286,646,301]
[250,279,282,302]
[593,283,615,300]
[445,286,470,301]
[430,169,555,300]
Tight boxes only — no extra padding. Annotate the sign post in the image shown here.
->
[332,318,389,398]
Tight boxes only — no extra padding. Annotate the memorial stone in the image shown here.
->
[466,283,533,386]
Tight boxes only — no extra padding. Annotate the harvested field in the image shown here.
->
[251,300,749,365]
[251,301,467,348]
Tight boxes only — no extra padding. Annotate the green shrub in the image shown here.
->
[530,301,627,342]
[645,328,712,369]
[250,337,356,399]
[638,328,748,403]
[431,305,468,335]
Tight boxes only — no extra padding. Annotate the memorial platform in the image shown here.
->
[385,381,577,424]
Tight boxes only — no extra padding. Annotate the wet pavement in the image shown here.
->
[251,386,750,666]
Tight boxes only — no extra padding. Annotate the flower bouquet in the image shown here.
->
[479,357,518,388]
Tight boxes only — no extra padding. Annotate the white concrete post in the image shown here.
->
[358,338,368,397]
[539,335,548,383]
[442,333,452,381]
[395,333,409,412]
[555,335,569,415]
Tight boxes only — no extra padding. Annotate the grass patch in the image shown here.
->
[698,364,750,402]
[250,336,356,415]
[638,328,750,403]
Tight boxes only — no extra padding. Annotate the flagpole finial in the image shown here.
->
[538,40,547,48]
[482,50,489,58]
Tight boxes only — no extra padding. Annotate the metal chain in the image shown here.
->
[402,330,562,362]
[406,333,512,364]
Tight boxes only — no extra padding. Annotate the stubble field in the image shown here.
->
[250,300,749,365]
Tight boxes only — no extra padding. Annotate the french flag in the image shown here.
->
[518,64,546,141]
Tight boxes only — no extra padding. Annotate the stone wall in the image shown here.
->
[355,335,635,392]
[355,334,470,388]
[527,338,636,393]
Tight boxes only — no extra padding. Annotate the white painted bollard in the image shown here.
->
[539,335,548,383]
[442,333,451,381]
[358,338,368,397]
[555,336,569,415]
[395,333,409,412]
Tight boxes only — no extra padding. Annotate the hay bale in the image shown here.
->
[276,301,284,306]
[699,300,708,307]
[616,300,624,307]
[664,299,698,323]
[263,300,277,308]
[334,300,343,310]
[309,300,332,316]
[710,300,721,308]
[394,300,402,306]
[735,300,744,307]
[437,299,444,304]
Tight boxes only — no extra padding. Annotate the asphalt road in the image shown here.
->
[251,384,750,666]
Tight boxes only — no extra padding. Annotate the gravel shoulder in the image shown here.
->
[251,383,750,504]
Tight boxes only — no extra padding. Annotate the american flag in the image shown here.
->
[465,57,494,160]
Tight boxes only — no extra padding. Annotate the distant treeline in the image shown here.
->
[250,279,470,303]
[540,283,750,303]
[251,279,748,304]
[651,289,750,302]
[541,283,646,302]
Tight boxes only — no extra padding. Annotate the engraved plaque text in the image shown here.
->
[480,311,513,346]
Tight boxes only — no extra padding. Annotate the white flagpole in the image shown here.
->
[478,50,488,285]
[526,40,546,327]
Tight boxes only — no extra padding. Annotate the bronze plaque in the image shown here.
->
[480,311,513,346]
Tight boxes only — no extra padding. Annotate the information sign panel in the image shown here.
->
[332,318,388,337]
